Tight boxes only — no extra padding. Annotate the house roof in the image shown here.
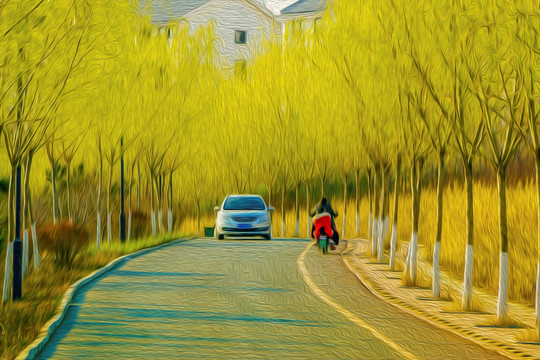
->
[138,0,213,25]
[139,0,325,25]
[280,0,326,14]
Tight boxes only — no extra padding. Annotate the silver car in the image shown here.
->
[214,195,274,240]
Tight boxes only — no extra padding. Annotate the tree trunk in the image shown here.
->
[367,169,373,239]
[406,160,421,284]
[389,157,401,271]
[107,163,112,243]
[22,157,30,278]
[372,167,380,257]
[496,167,509,321]
[168,172,173,233]
[433,153,445,297]
[51,157,57,224]
[151,175,157,236]
[268,184,273,237]
[3,243,13,303]
[67,161,72,223]
[382,167,390,245]
[2,167,15,303]
[96,156,102,249]
[321,174,325,198]
[31,222,38,271]
[463,160,474,310]
[355,169,360,236]
[378,167,389,263]
[342,173,348,239]
[281,184,285,237]
[535,148,540,339]
[295,182,300,237]
[22,230,28,279]
[107,212,112,244]
[158,174,163,234]
[137,162,141,211]
[128,164,133,241]
[306,182,311,237]
[196,199,201,238]
[25,154,38,271]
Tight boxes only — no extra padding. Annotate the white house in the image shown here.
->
[140,0,326,65]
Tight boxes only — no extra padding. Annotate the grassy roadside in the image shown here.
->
[0,233,186,360]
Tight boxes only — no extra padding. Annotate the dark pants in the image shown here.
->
[330,217,339,245]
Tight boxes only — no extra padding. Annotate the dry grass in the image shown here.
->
[515,329,540,343]
[0,234,182,360]
[410,182,537,305]
[478,315,530,329]
[442,296,488,314]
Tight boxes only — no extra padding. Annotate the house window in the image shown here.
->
[234,30,247,44]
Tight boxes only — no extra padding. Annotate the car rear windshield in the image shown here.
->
[223,196,266,210]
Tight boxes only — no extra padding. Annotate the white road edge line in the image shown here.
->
[297,242,419,360]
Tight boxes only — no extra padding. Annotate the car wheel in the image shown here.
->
[215,230,224,240]
[263,232,271,240]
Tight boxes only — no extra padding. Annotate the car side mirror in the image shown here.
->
[214,206,220,211]
[268,206,275,212]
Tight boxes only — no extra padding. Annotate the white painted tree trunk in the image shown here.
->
[377,220,384,262]
[3,242,13,303]
[404,243,410,277]
[409,232,418,283]
[463,244,473,310]
[356,211,359,237]
[168,209,173,233]
[433,242,440,298]
[342,212,347,240]
[151,209,157,236]
[497,252,508,320]
[382,216,389,241]
[31,223,39,271]
[96,212,101,250]
[371,217,379,256]
[22,229,29,278]
[378,216,389,262]
[127,210,132,241]
[536,261,540,338]
[368,212,372,239]
[158,209,163,234]
[107,212,112,243]
[389,224,397,270]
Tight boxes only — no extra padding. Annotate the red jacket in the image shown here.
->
[312,212,333,239]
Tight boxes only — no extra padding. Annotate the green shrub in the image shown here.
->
[0,178,8,194]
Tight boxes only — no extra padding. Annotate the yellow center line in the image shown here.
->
[297,242,419,360]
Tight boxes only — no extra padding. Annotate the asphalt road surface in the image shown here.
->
[36,238,507,359]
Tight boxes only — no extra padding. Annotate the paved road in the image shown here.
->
[36,238,507,359]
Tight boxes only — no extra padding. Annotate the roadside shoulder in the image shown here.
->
[340,238,539,360]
